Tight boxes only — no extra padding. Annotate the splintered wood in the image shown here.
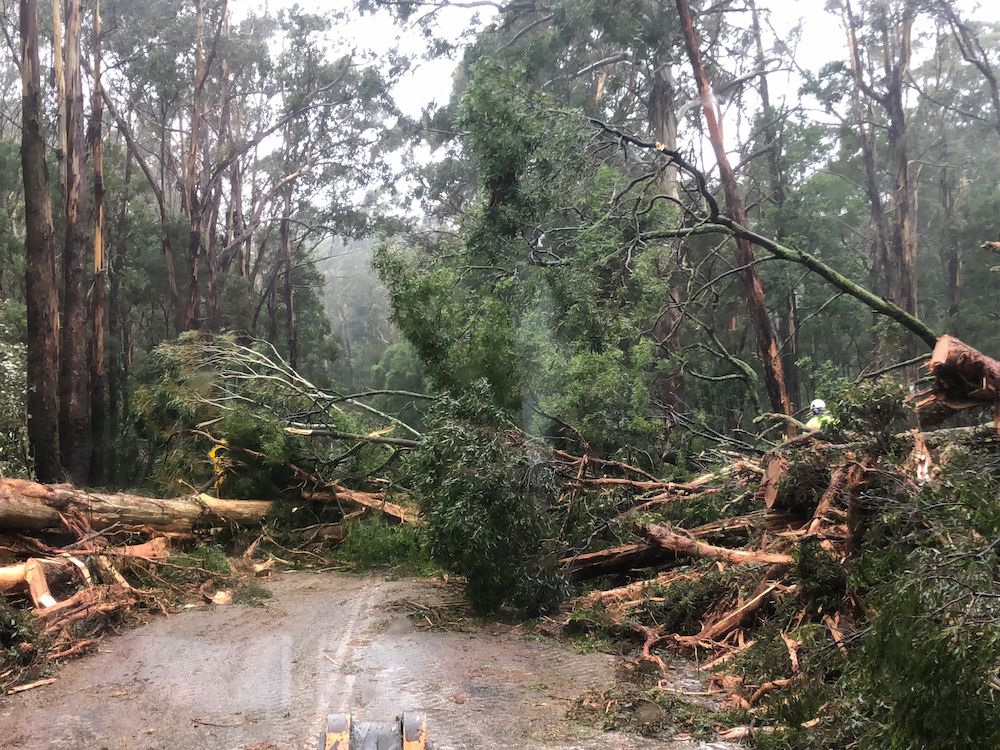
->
[914,334,1000,431]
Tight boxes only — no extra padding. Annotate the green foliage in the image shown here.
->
[794,540,848,616]
[829,379,908,441]
[133,334,387,498]
[0,313,28,478]
[858,579,1000,749]
[0,597,46,684]
[406,384,570,615]
[335,518,436,575]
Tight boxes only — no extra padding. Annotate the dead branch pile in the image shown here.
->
[556,421,993,732]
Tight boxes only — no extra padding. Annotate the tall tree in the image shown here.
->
[88,0,106,482]
[59,0,91,482]
[19,0,61,481]
[674,0,793,418]
[843,0,918,340]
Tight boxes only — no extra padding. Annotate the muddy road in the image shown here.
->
[0,572,736,750]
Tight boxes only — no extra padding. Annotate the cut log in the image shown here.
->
[915,335,1000,430]
[0,478,273,533]
[645,525,794,566]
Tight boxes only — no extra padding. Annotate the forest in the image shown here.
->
[0,1,999,749]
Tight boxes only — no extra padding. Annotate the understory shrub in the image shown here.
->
[406,383,570,615]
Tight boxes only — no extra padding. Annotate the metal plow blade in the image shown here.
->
[321,712,429,750]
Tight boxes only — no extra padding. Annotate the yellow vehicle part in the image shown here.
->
[321,712,429,750]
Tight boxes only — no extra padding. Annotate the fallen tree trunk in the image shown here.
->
[915,335,1000,429]
[0,478,414,533]
[0,478,274,533]
[645,524,794,566]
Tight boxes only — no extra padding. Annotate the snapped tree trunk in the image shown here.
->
[914,335,1000,428]
[20,0,62,482]
[675,0,792,419]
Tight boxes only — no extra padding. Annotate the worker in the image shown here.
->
[805,398,833,431]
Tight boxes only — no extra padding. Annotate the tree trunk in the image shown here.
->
[51,0,67,206]
[88,0,106,484]
[108,151,132,476]
[0,478,410,533]
[19,0,61,482]
[883,14,917,322]
[181,0,207,331]
[843,0,918,356]
[939,141,960,321]
[675,0,792,418]
[645,524,793,566]
[648,64,679,199]
[280,189,297,368]
[750,0,800,410]
[59,0,91,483]
[0,477,273,533]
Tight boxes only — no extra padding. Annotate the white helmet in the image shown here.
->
[810,398,827,414]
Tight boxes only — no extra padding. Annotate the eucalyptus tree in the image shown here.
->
[19,0,61,481]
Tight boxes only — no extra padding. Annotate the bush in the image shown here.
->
[406,383,570,616]
[336,517,436,575]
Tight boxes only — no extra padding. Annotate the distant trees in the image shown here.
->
[375,0,1000,459]
[9,0,399,483]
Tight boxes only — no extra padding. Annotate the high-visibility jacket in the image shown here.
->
[805,412,833,431]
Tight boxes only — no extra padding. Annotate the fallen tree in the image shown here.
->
[0,478,274,533]
[0,477,415,534]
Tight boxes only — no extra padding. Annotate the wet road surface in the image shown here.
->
[0,572,738,750]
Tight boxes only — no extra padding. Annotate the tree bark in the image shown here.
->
[938,141,960,320]
[675,0,792,418]
[59,0,91,483]
[51,0,67,205]
[0,477,274,533]
[19,0,62,482]
[88,0,106,484]
[108,150,132,475]
[0,478,412,533]
[750,0,800,410]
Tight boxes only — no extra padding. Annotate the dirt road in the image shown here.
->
[0,572,736,750]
